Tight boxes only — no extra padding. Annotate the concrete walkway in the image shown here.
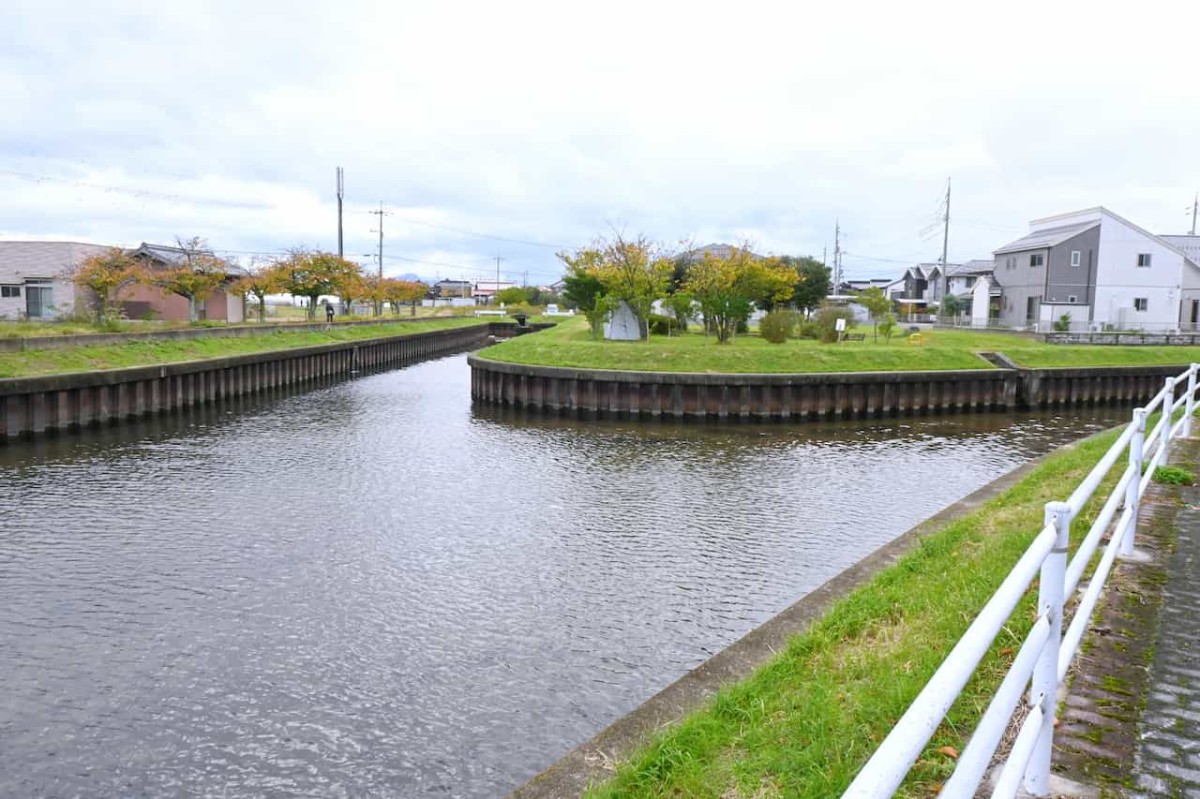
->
[1054,440,1200,798]
[1128,476,1200,798]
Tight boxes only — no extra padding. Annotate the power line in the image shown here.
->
[0,168,261,209]
[391,216,570,250]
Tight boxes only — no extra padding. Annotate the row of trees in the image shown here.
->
[74,239,428,325]
[558,235,831,344]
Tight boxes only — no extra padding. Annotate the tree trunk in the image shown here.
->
[187,296,197,323]
[410,301,416,316]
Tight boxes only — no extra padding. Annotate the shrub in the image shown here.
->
[648,313,679,336]
[1153,465,1195,486]
[797,320,820,340]
[877,313,897,342]
[758,309,797,343]
[814,303,857,343]
[1053,313,1071,332]
[505,303,538,318]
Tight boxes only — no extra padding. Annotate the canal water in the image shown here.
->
[0,354,1128,798]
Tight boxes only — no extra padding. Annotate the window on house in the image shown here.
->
[1030,253,1044,267]
[965,276,976,287]
[0,285,20,298]
[1067,295,1078,303]
[1134,297,1149,311]
[1070,251,1081,267]
[1137,253,1152,267]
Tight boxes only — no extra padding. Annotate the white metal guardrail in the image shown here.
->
[842,363,1200,798]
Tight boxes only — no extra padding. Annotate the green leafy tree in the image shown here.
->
[72,247,144,325]
[784,256,831,315]
[941,293,965,321]
[274,249,363,319]
[685,246,795,344]
[559,249,608,339]
[858,286,892,341]
[664,292,695,333]
[496,286,534,305]
[151,236,229,323]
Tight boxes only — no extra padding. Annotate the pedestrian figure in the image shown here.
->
[325,301,335,324]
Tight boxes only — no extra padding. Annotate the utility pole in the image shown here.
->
[369,202,391,282]
[833,220,841,296]
[494,255,504,305]
[1191,192,1198,236]
[336,167,344,259]
[934,177,951,303]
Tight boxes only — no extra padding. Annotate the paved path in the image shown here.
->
[1129,479,1200,798]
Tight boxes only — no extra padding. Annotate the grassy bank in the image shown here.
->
[478,318,1200,373]
[0,318,484,378]
[586,428,1124,798]
[0,308,476,339]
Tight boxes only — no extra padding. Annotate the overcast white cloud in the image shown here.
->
[3,0,1198,283]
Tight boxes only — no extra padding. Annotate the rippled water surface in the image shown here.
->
[0,354,1128,797]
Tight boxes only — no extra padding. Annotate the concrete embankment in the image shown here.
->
[1,323,505,442]
[470,354,1186,420]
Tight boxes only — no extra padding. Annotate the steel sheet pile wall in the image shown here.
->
[469,356,1192,420]
[469,356,1018,420]
[1,325,490,441]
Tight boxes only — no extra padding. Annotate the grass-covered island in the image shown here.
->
[0,317,485,378]
[478,317,1200,373]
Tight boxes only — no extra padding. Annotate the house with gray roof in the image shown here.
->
[0,241,111,320]
[123,241,246,322]
[993,208,1200,331]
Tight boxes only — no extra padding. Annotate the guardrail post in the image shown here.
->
[1185,364,1198,438]
[1123,408,1147,557]
[1161,377,1175,462]
[1024,500,1071,797]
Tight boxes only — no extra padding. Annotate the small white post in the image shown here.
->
[1123,409,1147,557]
[1185,364,1198,438]
[1161,377,1175,463]
[1024,500,1071,796]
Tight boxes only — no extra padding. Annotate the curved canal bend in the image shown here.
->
[0,353,1128,797]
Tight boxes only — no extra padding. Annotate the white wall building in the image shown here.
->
[992,208,1200,331]
[0,241,109,320]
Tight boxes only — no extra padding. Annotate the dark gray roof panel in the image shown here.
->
[994,222,1099,255]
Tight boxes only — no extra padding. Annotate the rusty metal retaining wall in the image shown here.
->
[1,324,492,442]
[469,356,1193,420]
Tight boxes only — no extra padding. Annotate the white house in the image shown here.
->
[992,207,1200,331]
[0,241,110,320]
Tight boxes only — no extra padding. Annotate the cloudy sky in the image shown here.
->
[2,0,1198,284]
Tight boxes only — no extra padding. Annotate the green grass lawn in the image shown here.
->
[477,318,1200,373]
[586,428,1126,798]
[0,318,484,378]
